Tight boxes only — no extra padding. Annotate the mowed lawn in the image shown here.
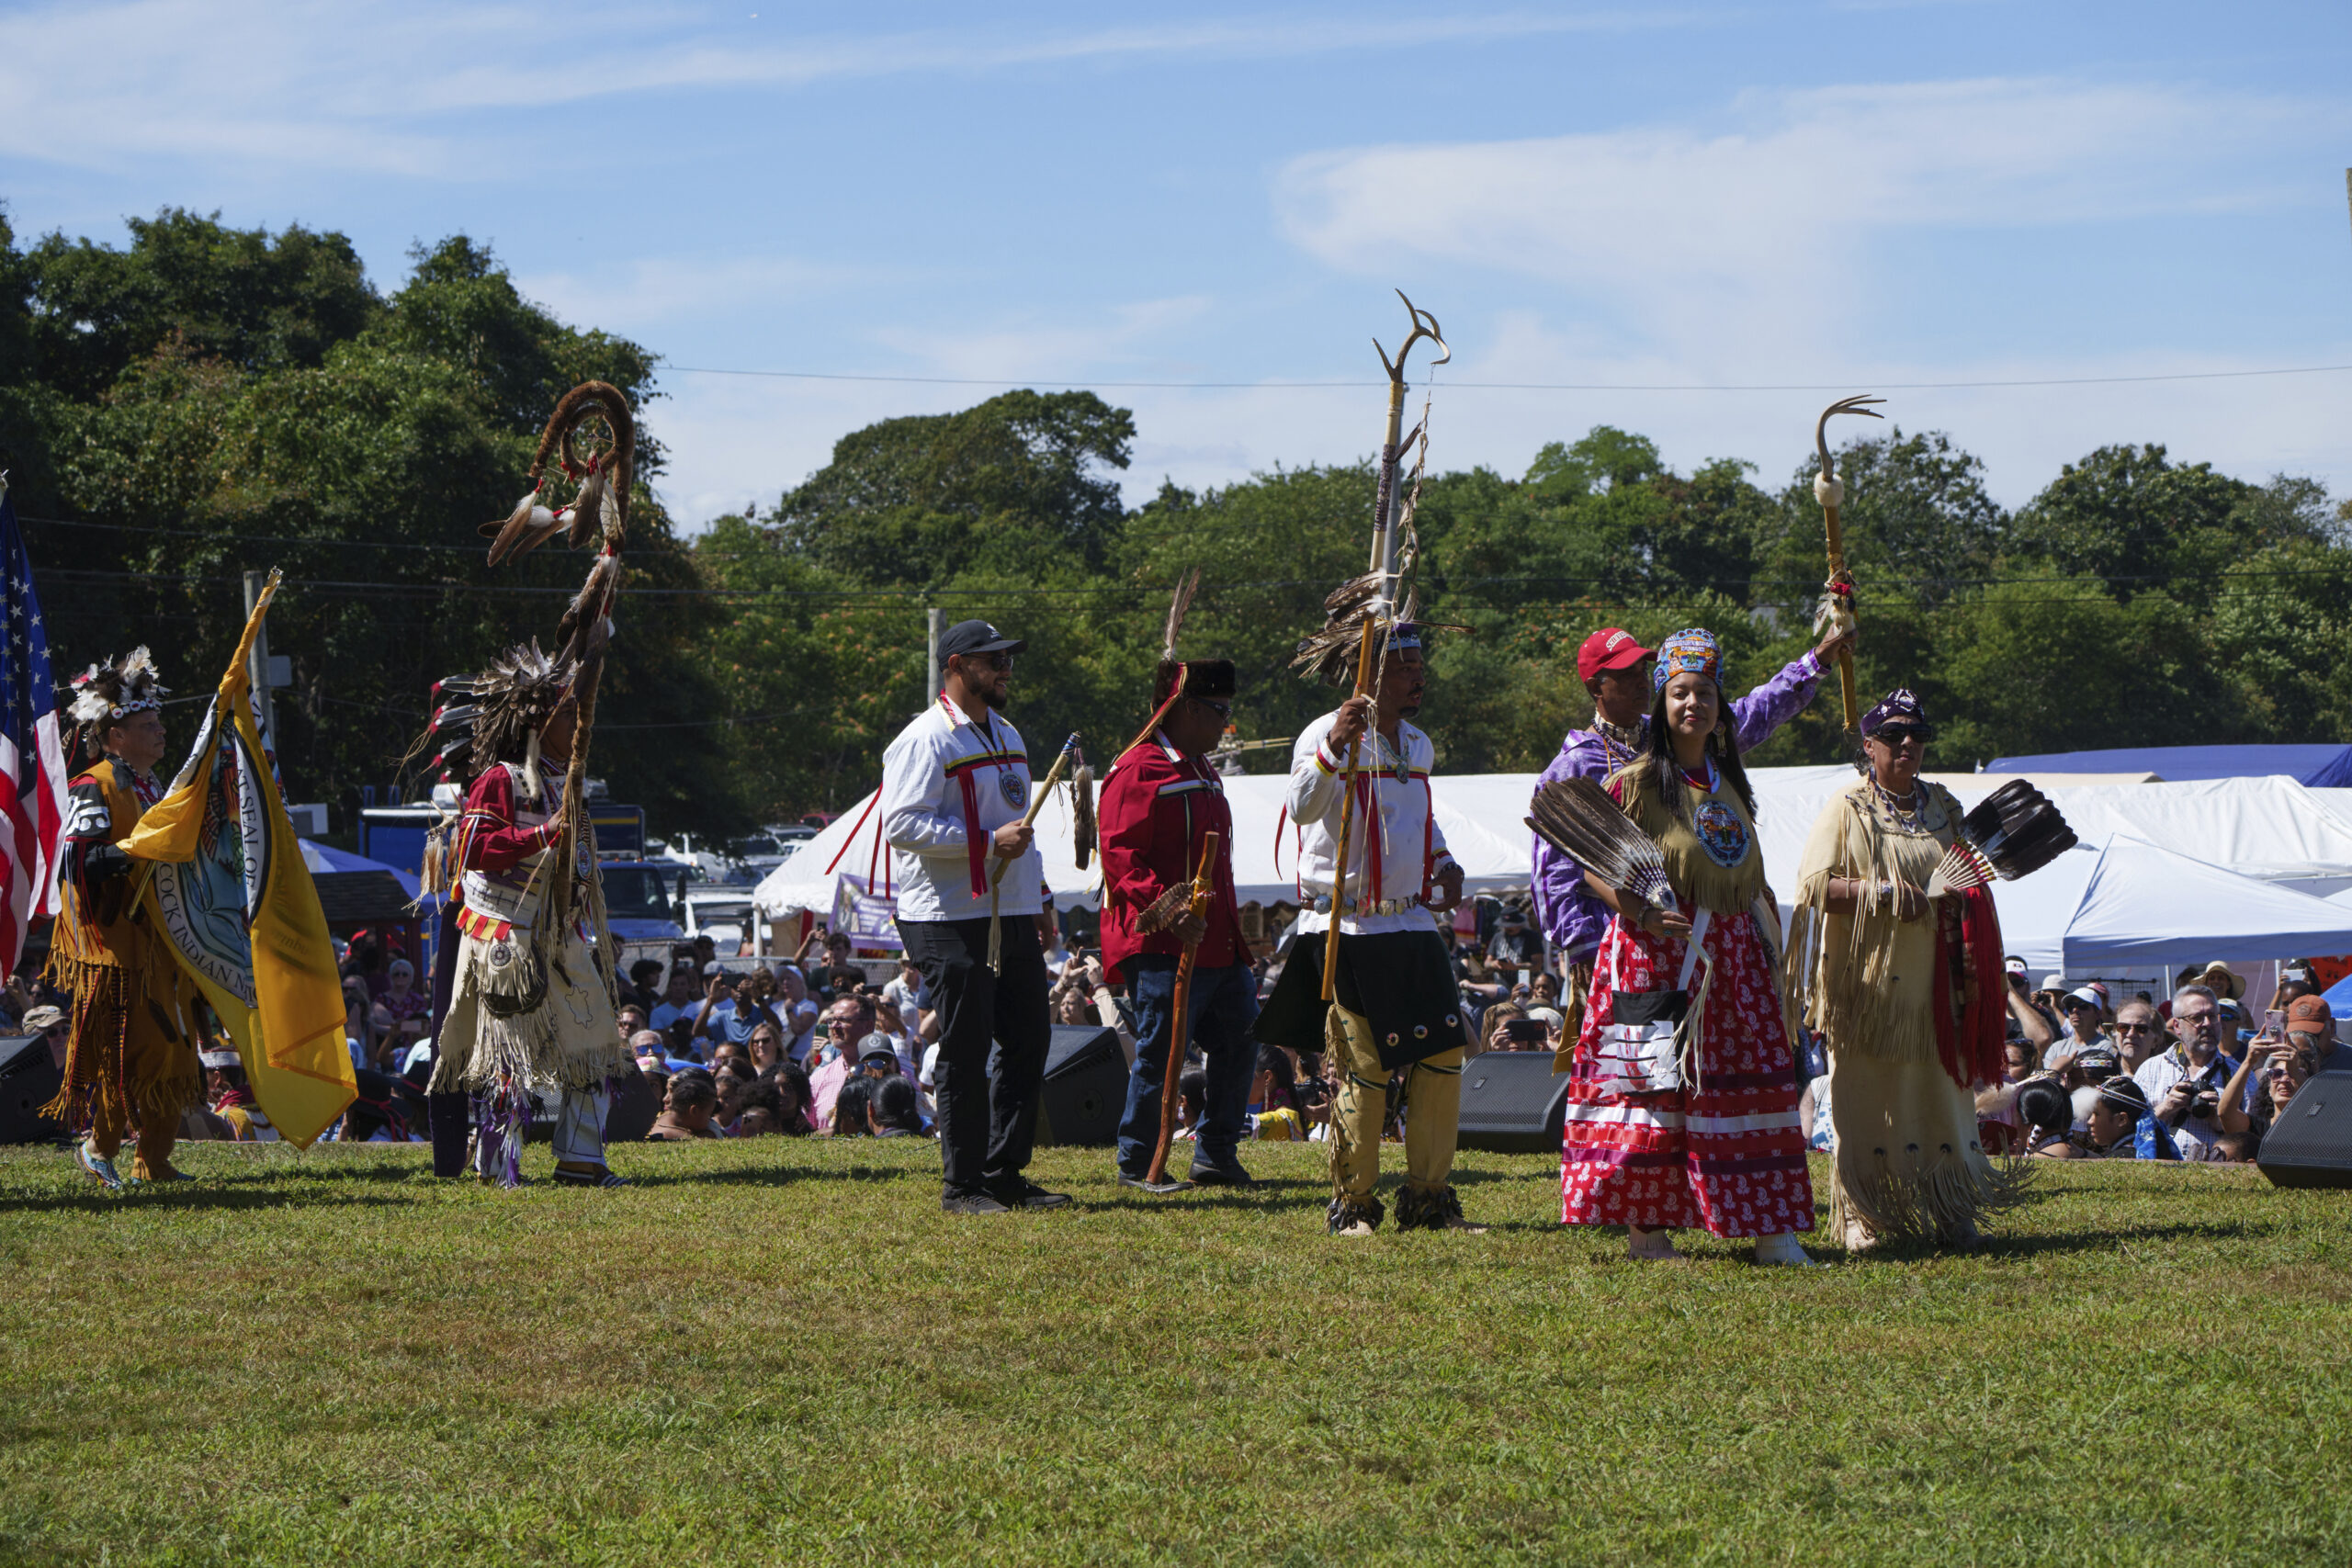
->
[1,1136,2346,1567]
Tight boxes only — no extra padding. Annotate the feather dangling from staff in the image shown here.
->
[1071,754,1098,872]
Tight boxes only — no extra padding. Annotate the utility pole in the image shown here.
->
[926,606,943,702]
[242,570,277,748]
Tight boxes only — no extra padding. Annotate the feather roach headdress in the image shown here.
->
[419,641,576,784]
[67,648,168,757]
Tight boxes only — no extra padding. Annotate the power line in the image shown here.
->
[664,362,2352,393]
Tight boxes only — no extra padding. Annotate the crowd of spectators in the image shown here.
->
[1966,960,2342,1164]
[6,897,2345,1167]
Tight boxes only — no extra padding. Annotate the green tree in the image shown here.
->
[9,213,732,839]
[772,389,1134,585]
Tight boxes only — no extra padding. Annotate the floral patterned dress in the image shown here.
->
[1559,764,1814,1237]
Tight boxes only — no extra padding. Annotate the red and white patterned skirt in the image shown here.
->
[1560,909,1814,1237]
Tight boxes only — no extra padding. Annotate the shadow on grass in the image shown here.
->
[616,1161,894,1190]
[0,1187,420,1215]
[1836,1216,2272,1263]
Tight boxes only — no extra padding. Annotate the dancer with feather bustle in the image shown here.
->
[1554,629,1817,1264]
[420,379,639,1188]
[1101,572,1258,1191]
[1531,623,1851,1049]
[1785,689,2033,1250]
[420,645,632,1186]
[48,649,204,1187]
[1253,597,1480,1236]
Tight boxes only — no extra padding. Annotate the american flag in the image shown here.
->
[0,486,68,972]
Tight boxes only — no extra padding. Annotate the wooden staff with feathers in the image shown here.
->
[478,380,633,957]
[1310,292,1446,1002]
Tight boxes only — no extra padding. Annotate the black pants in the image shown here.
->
[901,912,1052,1196]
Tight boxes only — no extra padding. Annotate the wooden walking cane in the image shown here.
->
[1322,292,1447,1003]
[989,733,1080,975]
[1143,829,1221,1189]
[1812,394,1884,741]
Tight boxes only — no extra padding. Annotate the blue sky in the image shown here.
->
[6,1,2349,528]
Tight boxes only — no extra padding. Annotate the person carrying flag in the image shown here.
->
[48,649,202,1186]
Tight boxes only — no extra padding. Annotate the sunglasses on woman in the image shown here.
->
[1871,723,1933,747]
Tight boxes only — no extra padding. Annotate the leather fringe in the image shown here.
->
[1830,1145,2032,1248]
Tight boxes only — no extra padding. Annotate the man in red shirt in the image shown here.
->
[1100,656,1257,1189]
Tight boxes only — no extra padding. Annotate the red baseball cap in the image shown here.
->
[1577,628,1654,683]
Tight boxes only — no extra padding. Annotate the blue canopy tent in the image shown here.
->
[1986,745,2352,788]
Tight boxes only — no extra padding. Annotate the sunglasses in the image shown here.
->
[1191,697,1232,718]
[965,651,1014,672]
[1870,724,1933,747]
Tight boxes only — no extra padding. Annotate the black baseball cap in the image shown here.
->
[939,620,1026,661]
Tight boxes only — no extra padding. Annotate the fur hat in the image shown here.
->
[67,648,167,753]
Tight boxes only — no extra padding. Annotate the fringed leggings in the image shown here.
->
[469,1083,613,1186]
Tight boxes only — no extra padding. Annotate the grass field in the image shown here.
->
[1,1136,2346,1567]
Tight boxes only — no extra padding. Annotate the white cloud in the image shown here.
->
[514,254,885,334]
[1274,77,2340,364]
[0,1,1702,175]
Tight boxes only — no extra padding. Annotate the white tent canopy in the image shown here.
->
[756,773,1543,919]
[757,767,2352,967]
[1981,835,2352,972]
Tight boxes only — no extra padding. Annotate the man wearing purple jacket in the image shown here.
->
[1532,625,1856,1002]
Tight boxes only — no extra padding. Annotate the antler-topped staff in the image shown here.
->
[480,381,634,944]
[1322,292,1446,1002]
[1812,394,1883,740]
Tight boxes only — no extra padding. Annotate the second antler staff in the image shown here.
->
[880,619,1069,1215]
[1253,617,1483,1236]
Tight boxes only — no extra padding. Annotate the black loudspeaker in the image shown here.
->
[1035,1024,1125,1146]
[605,1066,661,1146]
[2258,1069,2352,1189]
[1455,1050,1570,1154]
[0,1034,67,1145]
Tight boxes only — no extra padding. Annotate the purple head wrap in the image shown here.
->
[1860,687,1928,737]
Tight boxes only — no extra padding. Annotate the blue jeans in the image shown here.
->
[1115,957,1259,1173]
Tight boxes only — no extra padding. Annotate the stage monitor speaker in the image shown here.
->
[605,1066,661,1146]
[2257,1069,2352,1189]
[1455,1049,1569,1154]
[0,1033,66,1145]
[1034,1024,1125,1146]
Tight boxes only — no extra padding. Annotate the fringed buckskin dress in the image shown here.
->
[1786,779,2020,1247]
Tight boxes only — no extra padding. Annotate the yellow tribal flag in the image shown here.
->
[117,572,355,1147]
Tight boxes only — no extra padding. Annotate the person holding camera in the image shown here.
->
[2132,984,2237,1159]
